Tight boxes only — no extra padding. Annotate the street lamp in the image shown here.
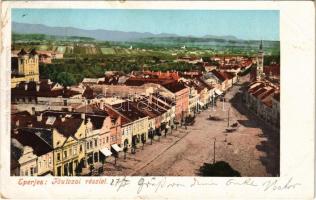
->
[213,137,216,164]
[227,107,230,127]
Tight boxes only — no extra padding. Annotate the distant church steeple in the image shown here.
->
[259,40,263,51]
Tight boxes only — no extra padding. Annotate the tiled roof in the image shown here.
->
[162,81,187,93]
[12,81,81,98]
[125,77,175,86]
[12,128,53,157]
[210,70,226,82]
[130,101,160,119]
[152,93,175,106]
[17,49,28,56]
[12,111,84,138]
[42,110,108,130]
[103,105,131,125]
[112,101,147,121]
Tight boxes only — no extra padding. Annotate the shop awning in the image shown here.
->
[215,89,223,95]
[111,144,122,152]
[100,148,112,156]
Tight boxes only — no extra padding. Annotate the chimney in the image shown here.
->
[36,84,40,92]
[81,113,85,120]
[37,114,42,122]
[24,84,28,91]
[31,107,35,115]
[13,128,19,134]
[100,101,104,110]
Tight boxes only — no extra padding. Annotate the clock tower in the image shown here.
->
[256,40,264,80]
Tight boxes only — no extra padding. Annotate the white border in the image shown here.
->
[0,1,314,199]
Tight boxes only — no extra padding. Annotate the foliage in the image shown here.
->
[12,33,95,42]
[56,72,76,86]
[264,55,280,65]
[198,161,241,177]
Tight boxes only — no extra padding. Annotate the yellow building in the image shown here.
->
[11,49,40,88]
[110,101,149,148]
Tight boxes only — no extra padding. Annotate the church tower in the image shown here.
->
[256,40,264,80]
[11,48,40,88]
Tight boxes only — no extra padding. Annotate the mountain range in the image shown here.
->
[12,22,240,42]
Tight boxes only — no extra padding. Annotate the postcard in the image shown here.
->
[0,1,314,199]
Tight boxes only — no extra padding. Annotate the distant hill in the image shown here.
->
[12,22,243,42]
[12,22,179,42]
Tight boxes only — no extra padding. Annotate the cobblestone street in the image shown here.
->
[101,76,280,177]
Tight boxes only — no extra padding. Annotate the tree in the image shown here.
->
[56,72,76,86]
[198,161,241,177]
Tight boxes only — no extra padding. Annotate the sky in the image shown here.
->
[12,9,279,41]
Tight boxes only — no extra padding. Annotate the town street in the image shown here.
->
[102,75,280,177]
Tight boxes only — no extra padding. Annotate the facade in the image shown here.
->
[243,81,280,129]
[109,101,149,148]
[11,49,40,88]
[162,82,189,122]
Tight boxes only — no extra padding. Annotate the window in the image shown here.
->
[80,144,83,152]
[73,146,77,155]
[90,141,93,149]
[30,167,34,176]
[49,158,51,166]
[69,148,72,156]
[63,151,67,159]
[94,139,97,147]
[57,166,62,176]
[111,136,117,143]
[57,153,61,161]
[86,141,89,150]
[106,137,109,143]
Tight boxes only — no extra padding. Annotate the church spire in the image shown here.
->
[259,40,263,50]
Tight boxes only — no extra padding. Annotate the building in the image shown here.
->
[11,128,54,176]
[207,70,236,91]
[256,40,265,81]
[11,108,122,176]
[11,49,40,88]
[11,80,96,114]
[243,81,280,129]
[162,81,189,122]
[108,101,149,148]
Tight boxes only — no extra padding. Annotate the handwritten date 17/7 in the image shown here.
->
[109,177,130,192]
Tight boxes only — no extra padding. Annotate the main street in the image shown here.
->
[102,75,279,176]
